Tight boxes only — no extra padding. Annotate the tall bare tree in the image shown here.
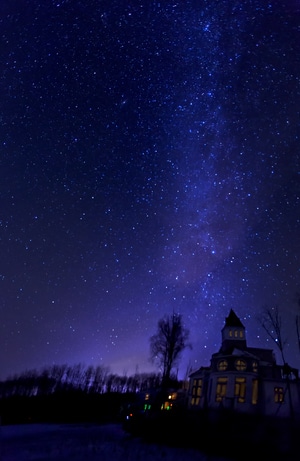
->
[259,305,294,420]
[294,292,300,354]
[260,305,287,363]
[150,313,190,386]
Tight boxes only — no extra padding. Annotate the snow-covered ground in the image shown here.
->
[0,423,226,461]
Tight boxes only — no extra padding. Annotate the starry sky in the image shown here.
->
[1,0,300,381]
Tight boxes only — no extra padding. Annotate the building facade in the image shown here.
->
[189,309,300,419]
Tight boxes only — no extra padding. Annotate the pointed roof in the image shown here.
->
[224,309,245,328]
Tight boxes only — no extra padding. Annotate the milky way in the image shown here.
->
[0,0,299,380]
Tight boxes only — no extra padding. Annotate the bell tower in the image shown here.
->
[220,309,247,353]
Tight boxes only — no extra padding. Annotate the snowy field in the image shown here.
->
[0,423,227,461]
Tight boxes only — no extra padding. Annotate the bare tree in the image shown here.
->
[183,361,194,390]
[259,305,287,363]
[294,292,300,354]
[150,313,190,387]
[259,305,294,420]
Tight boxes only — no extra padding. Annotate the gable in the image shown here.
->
[246,347,276,365]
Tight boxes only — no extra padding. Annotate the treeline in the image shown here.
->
[0,363,162,398]
[0,363,163,425]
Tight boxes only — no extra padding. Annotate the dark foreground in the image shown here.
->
[0,423,227,461]
[123,407,300,461]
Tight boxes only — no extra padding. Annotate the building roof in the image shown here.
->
[224,309,245,328]
[246,347,276,364]
[212,345,276,365]
[189,366,210,378]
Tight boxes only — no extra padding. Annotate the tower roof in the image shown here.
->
[224,309,245,328]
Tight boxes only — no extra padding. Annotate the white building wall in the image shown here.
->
[262,380,299,419]
[189,369,300,419]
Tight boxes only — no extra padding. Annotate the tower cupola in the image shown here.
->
[221,309,247,353]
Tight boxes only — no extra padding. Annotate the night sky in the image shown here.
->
[1,0,300,381]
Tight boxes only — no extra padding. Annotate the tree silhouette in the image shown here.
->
[260,305,287,363]
[150,313,190,387]
[294,292,300,354]
[259,305,294,420]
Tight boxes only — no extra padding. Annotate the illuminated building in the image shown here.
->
[189,310,300,419]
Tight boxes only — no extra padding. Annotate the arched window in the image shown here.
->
[217,360,228,371]
[235,359,247,371]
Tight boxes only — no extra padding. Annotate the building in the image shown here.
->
[189,309,300,420]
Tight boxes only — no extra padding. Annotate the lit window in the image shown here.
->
[235,359,247,371]
[191,378,202,405]
[252,379,258,404]
[234,330,238,337]
[217,360,228,371]
[252,361,258,372]
[229,330,233,337]
[234,377,246,403]
[274,387,284,403]
[161,402,172,410]
[239,330,244,338]
[216,377,227,402]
